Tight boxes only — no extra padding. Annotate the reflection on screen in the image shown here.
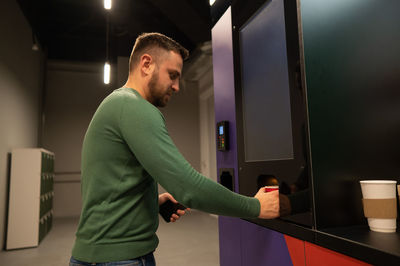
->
[240,0,294,162]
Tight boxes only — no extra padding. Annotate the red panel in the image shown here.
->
[284,235,305,266]
[305,242,372,266]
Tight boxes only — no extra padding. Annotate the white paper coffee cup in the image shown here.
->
[360,180,397,233]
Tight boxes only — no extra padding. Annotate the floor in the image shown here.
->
[0,211,219,266]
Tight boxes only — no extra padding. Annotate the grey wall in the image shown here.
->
[199,73,217,182]
[182,42,216,182]
[0,0,44,250]
[43,61,115,217]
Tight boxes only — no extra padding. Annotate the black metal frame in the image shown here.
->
[230,0,314,227]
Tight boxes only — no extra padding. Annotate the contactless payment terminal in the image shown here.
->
[217,121,229,151]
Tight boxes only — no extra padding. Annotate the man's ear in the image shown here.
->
[140,54,155,75]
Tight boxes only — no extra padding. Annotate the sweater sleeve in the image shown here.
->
[119,94,260,218]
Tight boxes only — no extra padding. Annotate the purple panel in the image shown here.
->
[240,220,293,266]
[211,6,239,193]
[218,217,242,266]
[212,6,294,266]
[212,7,243,266]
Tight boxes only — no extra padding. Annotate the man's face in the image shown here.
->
[148,51,183,107]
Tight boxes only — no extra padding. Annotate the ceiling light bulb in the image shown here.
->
[104,62,110,84]
[104,0,112,10]
[209,0,216,6]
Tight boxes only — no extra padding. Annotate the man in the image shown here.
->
[70,32,279,265]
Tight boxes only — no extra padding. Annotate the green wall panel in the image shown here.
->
[301,0,400,228]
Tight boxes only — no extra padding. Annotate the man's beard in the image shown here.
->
[149,70,171,107]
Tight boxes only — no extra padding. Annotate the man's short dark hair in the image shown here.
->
[129,32,189,72]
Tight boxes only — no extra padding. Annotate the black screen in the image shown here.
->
[239,0,294,163]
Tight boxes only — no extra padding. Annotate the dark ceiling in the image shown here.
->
[17,0,223,63]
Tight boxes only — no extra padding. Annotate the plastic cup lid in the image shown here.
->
[360,180,397,184]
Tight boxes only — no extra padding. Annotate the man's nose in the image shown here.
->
[172,81,180,93]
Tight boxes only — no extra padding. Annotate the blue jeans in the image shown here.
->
[69,253,156,266]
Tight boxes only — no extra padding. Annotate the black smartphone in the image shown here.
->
[159,200,186,223]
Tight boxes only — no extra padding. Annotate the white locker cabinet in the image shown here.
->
[6,148,55,250]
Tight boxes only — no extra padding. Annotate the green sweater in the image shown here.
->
[72,87,260,262]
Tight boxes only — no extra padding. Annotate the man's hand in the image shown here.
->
[254,188,280,219]
[158,193,189,222]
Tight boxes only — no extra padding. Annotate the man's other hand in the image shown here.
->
[158,193,190,222]
[254,188,280,219]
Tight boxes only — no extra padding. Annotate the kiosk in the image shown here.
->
[212,0,400,265]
